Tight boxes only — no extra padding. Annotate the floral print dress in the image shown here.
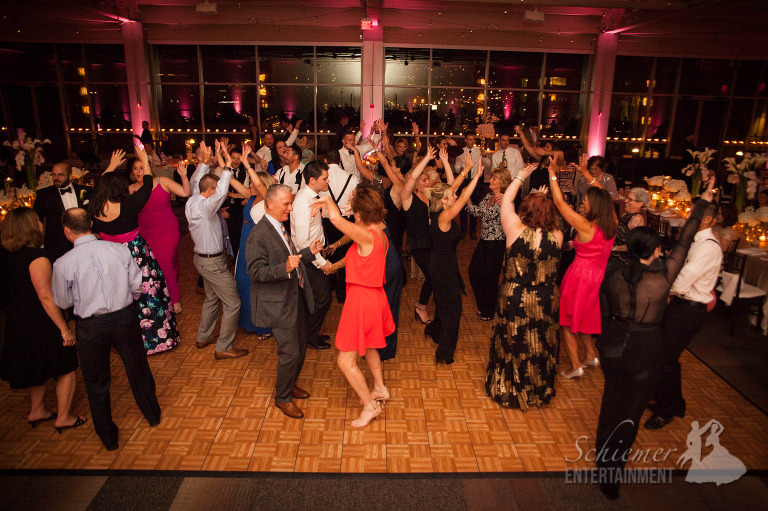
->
[92,175,179,355]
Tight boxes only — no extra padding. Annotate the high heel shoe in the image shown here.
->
[28,412,57,428]
[414,302,431,325]
[55,416,88,434]
[559,367,585,379]
[580,357,600,369]
[351,402,381,428]
[359,386,390,406]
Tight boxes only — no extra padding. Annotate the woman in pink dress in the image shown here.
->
[311,185,394,428]
[122,152,191,314]
[548,155,617,379]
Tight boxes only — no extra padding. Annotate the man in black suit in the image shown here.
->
[246,184,320,419]
[33,162,89,263]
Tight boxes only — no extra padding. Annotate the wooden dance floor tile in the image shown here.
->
[1,234,767,474]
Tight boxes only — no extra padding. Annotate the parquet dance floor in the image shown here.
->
[1,234,767,473]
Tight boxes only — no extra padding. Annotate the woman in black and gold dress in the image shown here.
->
[486,164,563,409]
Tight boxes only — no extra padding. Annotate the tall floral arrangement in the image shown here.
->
[2,132,51,191]
[724,152,767,212]
[681,147,716,198]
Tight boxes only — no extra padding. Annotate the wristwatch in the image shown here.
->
[550,176,558,181]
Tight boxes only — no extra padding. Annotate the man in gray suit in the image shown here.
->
[246,184,322,419]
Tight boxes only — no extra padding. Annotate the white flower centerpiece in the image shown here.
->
[2,132,51,191]
[681,147,716,198]
[724,152,767,212]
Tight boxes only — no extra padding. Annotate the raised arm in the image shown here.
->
[381,129,396,161]
[500,163,538,239]
[438,163,484,229]
[103,149,126,174]
[547,156,594,240]
[353,146,375,182]
[514,125,541,161]
[412,121,422,154]
[666,177,716,282]
[401,145,436,210]
[440,147,457,185]
[159,160,191,198]
[576,153,603,190]
[311,195,374,254]
[449,152,473,193]
[377,150,404,195]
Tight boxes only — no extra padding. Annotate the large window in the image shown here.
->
[384,48,588,150]
[607,56,768,163]
[150,44,361,156]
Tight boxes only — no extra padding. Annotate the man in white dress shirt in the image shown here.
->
[491,133,523,178]
[321,150,359,302]
[454,132,491,239]
[291,161,332,350]
[185,143,247,360]
[276,145,305,194]
[645,203,721,430]
[252,124,300,173]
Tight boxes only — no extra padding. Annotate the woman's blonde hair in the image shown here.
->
[256,171,276,189]
[425,182,451,213]
[492,167,512,193]
[1,207,43,252]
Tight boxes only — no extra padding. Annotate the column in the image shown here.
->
[122,21,151,140]
[587,32,618,157]
[361,19,384,134]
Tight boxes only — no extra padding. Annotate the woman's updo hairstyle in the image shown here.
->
[622,226,661,285]
[425,182,451,213]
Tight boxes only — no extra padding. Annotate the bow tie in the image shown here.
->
[59,187,73,195]
[347,150,354,155]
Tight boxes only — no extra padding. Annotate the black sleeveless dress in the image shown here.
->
[0,247,78,389]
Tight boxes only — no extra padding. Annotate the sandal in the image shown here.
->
[173,303,183,315]
[28,412,57,428]
[351,402,381,428]
[480,315,493,321]
[256,333,273,341]
[55,416,88,434]
[414,302,431,325]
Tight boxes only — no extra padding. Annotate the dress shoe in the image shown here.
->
[214,348,249,360]
[195,338,215,349]
[275,401,304,419]
[644,415,673,430]
[308,340,331,350]
[292,385,310,399]
[559,367,585,379]
[147,417,161,427]
[580,357,600,369]
[317,334,331,342]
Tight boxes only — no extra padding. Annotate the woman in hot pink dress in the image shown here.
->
[548,155,617,379]
[125,154,191,314]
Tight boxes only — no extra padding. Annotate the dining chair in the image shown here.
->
[725,238,740,254]
[647,212,673,251]
[716,251,767,336]
[558,170,576,192]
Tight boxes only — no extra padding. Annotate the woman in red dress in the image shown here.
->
[311,185,394,428]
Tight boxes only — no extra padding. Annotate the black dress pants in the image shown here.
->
[596,324,662,489]
[652,297,707,418]
[304,263,331,345]
[271,293,308,402]
[425,274,462,364]
[76,305,160,450]
[468,239,505,317]
[410,247,433,306]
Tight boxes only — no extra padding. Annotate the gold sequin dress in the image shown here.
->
[486,227,561,410]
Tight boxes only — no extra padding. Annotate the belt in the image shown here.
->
[195,252,223,258]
